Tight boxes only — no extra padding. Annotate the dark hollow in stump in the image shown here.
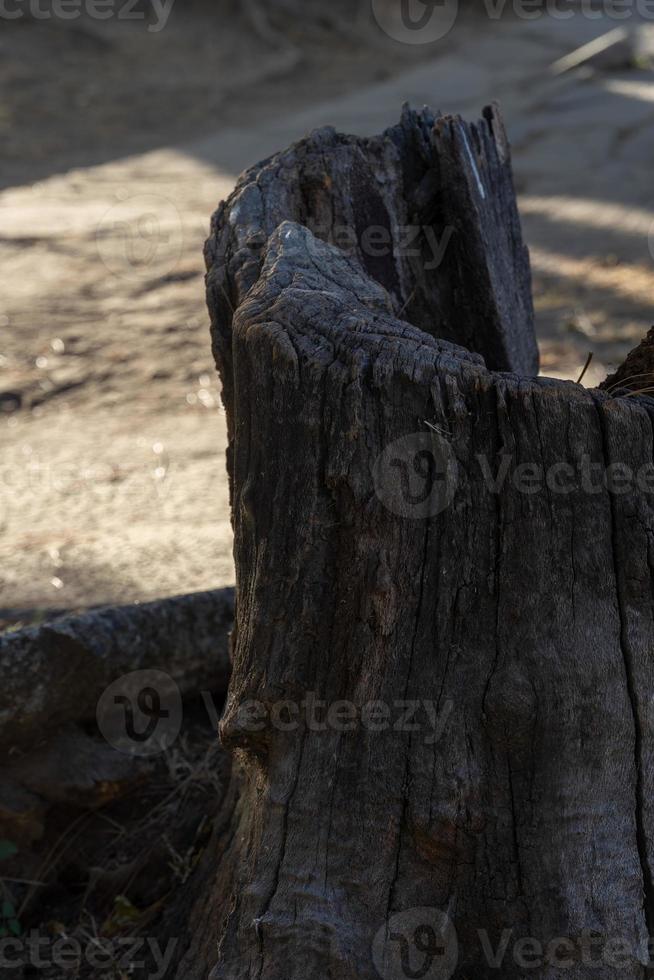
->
[171,216,654,980]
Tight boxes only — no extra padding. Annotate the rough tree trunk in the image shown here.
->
[171,109,654,979]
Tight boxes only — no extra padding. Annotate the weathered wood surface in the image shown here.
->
[179,222,654,979]
[601,325,654,393]
[0,587,234,749]
[205,104,538,463]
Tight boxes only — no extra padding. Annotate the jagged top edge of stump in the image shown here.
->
[234,221,652,409]
[204,102,507,248]
[203,101,534,379]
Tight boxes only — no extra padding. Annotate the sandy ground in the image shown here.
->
[3,8,654,622]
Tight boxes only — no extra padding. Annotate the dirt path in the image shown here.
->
[3,12,654,622]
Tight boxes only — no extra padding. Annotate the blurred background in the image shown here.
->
[2,0,654,623]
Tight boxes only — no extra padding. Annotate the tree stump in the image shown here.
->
[172,109,654,979]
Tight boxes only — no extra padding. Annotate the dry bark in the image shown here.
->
[175,219,654,979]
[205,104,538,476]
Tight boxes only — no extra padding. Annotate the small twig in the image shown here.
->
[219,281,235,317]
[575,351,594,385]
[603,371,654,393]
[0,879,14,904]
[2,877,45,887]
[423,419,451,440]
[618,386,654,399]
[397,285,418,319]
[92,810,127,836]
[18,812,91,919]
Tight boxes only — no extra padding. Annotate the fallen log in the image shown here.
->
[0,587,234,750]
[0,589,234,844]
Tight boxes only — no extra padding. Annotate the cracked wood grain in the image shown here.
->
[174,217,654,979]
